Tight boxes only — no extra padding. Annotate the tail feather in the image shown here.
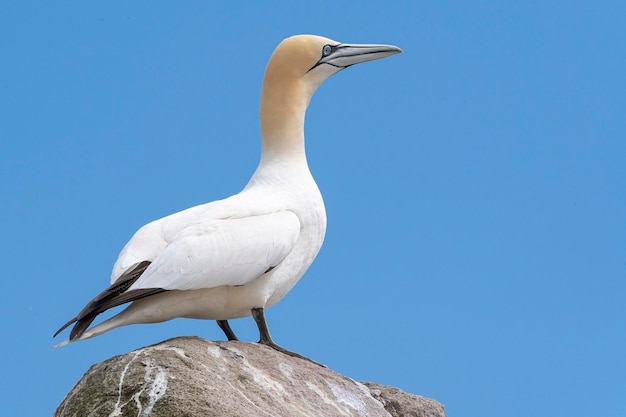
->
[53,317,78,338]
[53,260,166,342]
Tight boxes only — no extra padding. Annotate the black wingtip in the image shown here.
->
[69,316,97,340]
[52,260,154,341]
[53,317,78,338]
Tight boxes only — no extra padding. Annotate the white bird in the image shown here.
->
[54,35,402,361]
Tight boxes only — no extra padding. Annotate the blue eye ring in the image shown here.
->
[322,45,332,56]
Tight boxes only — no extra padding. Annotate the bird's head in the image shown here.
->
[263,34,402,95]
[259,34,401,153]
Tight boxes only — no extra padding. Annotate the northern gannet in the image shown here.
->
[54,35,401,361]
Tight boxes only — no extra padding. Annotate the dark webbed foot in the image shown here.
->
[251,307,326,367]
[217,320,239,341]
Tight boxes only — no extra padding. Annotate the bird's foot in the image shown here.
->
[258,339,326,367]
[251,307,326,367]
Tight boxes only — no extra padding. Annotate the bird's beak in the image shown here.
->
[310,43,403,72]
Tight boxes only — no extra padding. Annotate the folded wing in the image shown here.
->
[129,210,301,291]
[55,210,301,341]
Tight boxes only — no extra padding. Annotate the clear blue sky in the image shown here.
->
[1,2,624,416]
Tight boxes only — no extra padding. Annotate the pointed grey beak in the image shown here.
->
[310,43,403,71]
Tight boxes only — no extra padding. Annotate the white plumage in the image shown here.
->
[54,35,401,360]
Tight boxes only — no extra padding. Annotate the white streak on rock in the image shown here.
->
[327,380,368,416]
[278,362,293,378]
[148,345,188,359]
[108,351,141,417]
[198,362,275,417]
[305,381,351,417]
[229,349,286,396]
[206,344,222,358]
[140,358,168,417]
[107,348,169,417]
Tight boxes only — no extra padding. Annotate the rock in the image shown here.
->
[363,382,446,417]
[54,336,445,417]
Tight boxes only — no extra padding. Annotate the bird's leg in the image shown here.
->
[216,320,239,341]
[251,307,325,367]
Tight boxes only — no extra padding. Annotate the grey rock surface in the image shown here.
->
[54,336,445,417]
[363,382,446,417]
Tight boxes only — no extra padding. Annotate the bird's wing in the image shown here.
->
[127,210,301,291]
[110,203,209,284]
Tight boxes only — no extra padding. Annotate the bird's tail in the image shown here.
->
[52,313,131,348]
[52,261,164,347]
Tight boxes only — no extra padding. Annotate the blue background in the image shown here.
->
[1,2,624,416]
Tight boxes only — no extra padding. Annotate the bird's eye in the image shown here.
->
[322,45,332,56]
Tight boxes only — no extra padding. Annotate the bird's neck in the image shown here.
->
[259,78,313,164]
